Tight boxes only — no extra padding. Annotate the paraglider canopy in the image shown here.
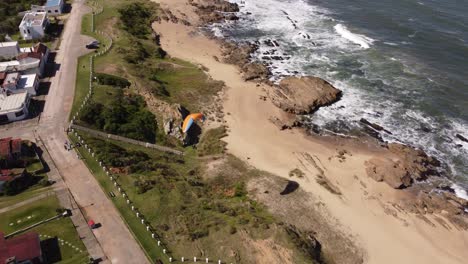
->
[182,113,205,133]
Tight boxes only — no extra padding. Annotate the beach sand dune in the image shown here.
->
[151,1,468,263]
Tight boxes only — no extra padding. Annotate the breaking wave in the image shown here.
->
[334,24,374,49]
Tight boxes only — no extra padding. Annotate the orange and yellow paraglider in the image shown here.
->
[182,113,205,133]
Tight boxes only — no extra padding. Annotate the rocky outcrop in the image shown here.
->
[284,225,323,263]
[456,134,468,143]
[161,104,187,140]
[402,190,468,229]
[189,0,239,24]
[241,62,270,81]
[220,42,270,81]
[221,42,257,66]
[269,76,342,115]
[365,143,440,189]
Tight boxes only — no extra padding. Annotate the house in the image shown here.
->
[0,43,50,77]
[31,0,65,16]
[2,72,39,96]
[19,12,49,40]
[0,42,20,60]
[0,232,43,264]
[19,43,50,77]
[0,138,22,161]
[0,92,30,123]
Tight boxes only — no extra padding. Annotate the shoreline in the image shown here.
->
[151,0,468,263]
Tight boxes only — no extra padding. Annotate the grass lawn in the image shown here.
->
[0,195,87,263]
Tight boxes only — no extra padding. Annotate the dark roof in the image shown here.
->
[33,43,48,55]
[0,232,42,264]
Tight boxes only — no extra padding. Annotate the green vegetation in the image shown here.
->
[0,195,87,263]
[71,131,312,263]
[0,141,48,197]
[0,0,43,40]
[73,0,223,147]
[95,72,131,88]
[79,90,157,143]
[118,2,156,38]
[197,126,228,156]
[71,1,315,263]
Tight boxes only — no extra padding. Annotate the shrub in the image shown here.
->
[118,2,155,38]
[95,73,131,88]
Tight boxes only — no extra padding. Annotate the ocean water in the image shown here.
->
[210,0,468,194]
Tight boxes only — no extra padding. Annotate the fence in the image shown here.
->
[70,124,183,155]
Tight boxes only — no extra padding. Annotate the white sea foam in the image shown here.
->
[213,0,468,188]
[452,184,468,200]
[334,24,374,49]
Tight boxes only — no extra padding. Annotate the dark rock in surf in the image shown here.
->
[456,134,468,143]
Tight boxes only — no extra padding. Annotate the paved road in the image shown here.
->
[0,0,150,263]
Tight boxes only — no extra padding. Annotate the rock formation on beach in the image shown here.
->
[189,0,240,23]
[365,143,441,189]
[221,42,271,81]
[269,76,342,115]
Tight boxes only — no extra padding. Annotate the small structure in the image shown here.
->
[0,43,50,77]
[0,138,22,162]
[0,232,43,264]
[0,168,27,194]
[16,43,50,77]
[31,0,65,16]
[0,92,30,123]
[0,42,20,60]
[19,12,49,40]
[2,72,39,96]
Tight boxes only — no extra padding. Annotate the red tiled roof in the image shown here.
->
[17,52,42,61]
[11,139,21,154]
[0,72,6,80]
[0,138,21,157]
[0,138,12,158]
[0,232,42,264]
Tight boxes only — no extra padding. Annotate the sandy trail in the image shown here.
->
[151,1,468,263]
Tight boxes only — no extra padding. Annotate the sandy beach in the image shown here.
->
[151,0,468,263]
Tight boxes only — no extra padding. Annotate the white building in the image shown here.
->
[0,42,20,60]
[0,43,50,77]
[2,72,39,96]
[19,12,49,40]
[0,92,30,123]
[31,0,65,16]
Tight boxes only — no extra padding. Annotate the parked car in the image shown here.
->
[86,43,99,49]
[88,220,101,229]
[85,41,100,49]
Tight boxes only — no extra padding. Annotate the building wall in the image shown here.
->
[31,0,64,16]
[0,96,30,123]
[0,44,19,60]
[19,21,48,40]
